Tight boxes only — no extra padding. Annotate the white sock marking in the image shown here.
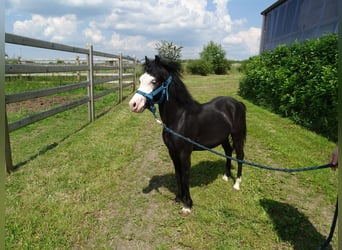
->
[182,207,191,215]
[233,177,242,190]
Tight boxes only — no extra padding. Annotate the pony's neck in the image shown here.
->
[158,76,200,124]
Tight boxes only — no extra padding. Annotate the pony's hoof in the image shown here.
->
[222,174,229,182]
[182,207,191,215]
[233,184,240,190]
[233,177,241,190]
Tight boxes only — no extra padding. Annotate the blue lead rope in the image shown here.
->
[318,197,338,250]
[155,117,333,172]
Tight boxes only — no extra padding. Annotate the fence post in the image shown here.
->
[87,44,95,122]
[119,53,123,103]
[5,112,13,173]
[76,55,80,82]
[133,56,136,91]
[2,26,13,173]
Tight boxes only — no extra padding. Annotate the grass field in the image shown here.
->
[6,69,338,249]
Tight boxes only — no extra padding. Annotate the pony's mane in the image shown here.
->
[144,56,200,111]
[144,55,182,80]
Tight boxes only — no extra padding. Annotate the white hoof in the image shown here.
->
[182,207,191,215]
[233,177,241,190]
[222,174,229,182]
[233,183,240,190]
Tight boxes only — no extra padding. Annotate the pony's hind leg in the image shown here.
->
[221,139,233,182]
[232,133,245,190]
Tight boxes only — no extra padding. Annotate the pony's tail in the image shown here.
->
[240,101,247,147]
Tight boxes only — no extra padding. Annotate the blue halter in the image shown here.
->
[136,76,173,116]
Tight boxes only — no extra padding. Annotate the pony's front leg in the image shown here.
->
[174,165,184,203]
[179,151,193,214]
[181,171,192,214]
[165,138,193,214]
[168,150,184,203]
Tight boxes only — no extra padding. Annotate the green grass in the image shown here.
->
[6,70,337,249]
[6,73,131,166]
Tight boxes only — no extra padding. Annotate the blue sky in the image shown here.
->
[5,0,275,60]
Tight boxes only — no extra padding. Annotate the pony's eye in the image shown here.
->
[151,80,157,85]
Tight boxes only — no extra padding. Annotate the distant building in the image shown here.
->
[260,0,338,53]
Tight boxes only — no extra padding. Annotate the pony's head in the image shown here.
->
[129,55,181,113]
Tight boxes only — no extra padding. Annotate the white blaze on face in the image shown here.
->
[129,73,156,113]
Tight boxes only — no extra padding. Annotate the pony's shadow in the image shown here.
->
[143,159,228,195]
[260,199,333,250]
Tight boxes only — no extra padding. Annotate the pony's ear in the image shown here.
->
[145,56,149,63]
[155,55,161,64]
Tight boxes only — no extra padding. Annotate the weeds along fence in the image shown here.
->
[5,33,137,173]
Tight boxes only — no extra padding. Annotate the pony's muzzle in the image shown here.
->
[129,94,146,113]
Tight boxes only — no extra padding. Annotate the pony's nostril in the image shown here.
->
[132,102,137,108]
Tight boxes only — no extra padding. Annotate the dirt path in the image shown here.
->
[97,110,184,249]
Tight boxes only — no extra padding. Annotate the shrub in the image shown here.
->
[212,57,231,74]
[200,41,231,75]
[239,34,338,141]
[186,59,212,76]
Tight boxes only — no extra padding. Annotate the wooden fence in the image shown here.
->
[5,33,137,173]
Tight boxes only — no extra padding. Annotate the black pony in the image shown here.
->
[129,56,246,214]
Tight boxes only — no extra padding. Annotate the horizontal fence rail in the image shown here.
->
[5,33,137,173]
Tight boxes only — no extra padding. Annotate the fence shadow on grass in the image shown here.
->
[259,198,332,250]
[12,123,90,172]
[142,159,228,195]
[11,95,132,172]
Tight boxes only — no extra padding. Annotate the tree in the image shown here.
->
[155,41,183,61]
[200,41,231,74]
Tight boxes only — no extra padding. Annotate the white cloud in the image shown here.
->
[107,32,151,52]
[65,0,104,7]
[102,0,242,46]
[13,14,78,42]
[223,27,261,55]
[83,22,104,44]
[104,1,208,33]
[12,14,46,37]
[6,0,264,59]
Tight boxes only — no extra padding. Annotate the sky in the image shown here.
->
[5,0,276,61]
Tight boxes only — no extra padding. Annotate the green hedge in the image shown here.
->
[239,34,338,142]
